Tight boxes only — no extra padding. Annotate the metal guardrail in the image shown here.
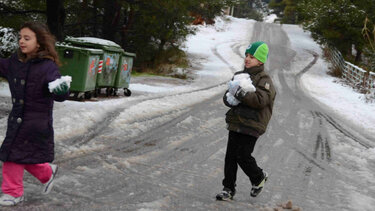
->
[327,48,375,94]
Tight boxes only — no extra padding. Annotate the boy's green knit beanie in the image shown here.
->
[245,41,269,64]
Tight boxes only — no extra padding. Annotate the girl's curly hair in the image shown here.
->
[18,21,61,66]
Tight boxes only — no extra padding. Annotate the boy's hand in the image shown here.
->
[235,87,247,99]
[228,80,240,95]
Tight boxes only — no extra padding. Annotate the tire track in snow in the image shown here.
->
[296,51,372,149]
[57,39,242,161]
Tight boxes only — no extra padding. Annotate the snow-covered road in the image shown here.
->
[1,16,375,210]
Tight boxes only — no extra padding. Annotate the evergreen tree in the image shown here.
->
[282,0,298,23]
[0,0,234,70]
[0,0,46,27]
[232,0,264,21]
[298,0,368,62]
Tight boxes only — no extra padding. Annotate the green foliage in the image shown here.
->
[135,46,190,79]
[0,0,46,28]
[296,0,375,71]
[233,0,264,21]
[282,0,299,23]
[0,0,233,75]
[123,1,194,67]
[0,27,18,57]
[269,0,284,16]
[189,0,235,22]
[269,0,300,24]
[362,17,375,72]
[298,0,368,61]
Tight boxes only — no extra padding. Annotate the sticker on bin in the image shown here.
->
[106,57,111,66]
[123,61,128,72]
[98,60,103,73]
[89,60,95,75]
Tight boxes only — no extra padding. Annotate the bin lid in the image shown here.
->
[56,43,104,54]
[65,37,124,53]
[123,51,136,58]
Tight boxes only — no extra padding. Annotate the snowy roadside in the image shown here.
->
[281,24,375,140]
[282,23,375,210]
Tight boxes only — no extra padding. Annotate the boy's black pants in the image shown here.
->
[222,130,264,192]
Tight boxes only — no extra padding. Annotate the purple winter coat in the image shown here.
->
[0,53,68,164]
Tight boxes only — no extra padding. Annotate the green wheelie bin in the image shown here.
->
[64,37,124,97]
[56,43,103,100]
[113,51,136,96]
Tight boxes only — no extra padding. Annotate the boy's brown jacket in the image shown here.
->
[223,65,276,137]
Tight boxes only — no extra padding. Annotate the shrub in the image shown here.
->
[0,27,18,58]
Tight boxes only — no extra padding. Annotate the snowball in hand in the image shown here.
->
[48,76,72,93]
[226,73,256,106]
[232,73,256,93]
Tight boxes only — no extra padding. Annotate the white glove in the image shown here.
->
[228,80,240,96]
[226,92,240,106]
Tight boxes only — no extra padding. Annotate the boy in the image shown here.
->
[216,41,276,200]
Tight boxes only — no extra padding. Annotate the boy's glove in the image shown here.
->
[48,76,72,95]
[228,80,240,96]
[234,87,247,99]
[228,73,256,100]
[226,92,240,106]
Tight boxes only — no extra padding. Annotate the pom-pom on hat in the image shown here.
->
[245,41,269,64]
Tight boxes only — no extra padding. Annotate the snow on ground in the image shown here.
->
[282,23,375,138]
[281,23,375,210]
[1,15,375,209]
[264,14,278,23]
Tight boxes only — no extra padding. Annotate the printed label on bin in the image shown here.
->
[98,60,103,73]
[123,60,128,72]
[88,57,99,76]
[103,54,119,73]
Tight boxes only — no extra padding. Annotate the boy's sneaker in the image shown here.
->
[0,194,24,206]
[216,188,235,201]
[250,171,268,197]
[42,163,58,194]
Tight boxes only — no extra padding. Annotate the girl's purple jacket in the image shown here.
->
[0,53,68,164]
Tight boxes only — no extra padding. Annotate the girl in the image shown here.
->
[0,21,70,206]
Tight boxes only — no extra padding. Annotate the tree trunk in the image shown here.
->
[103,0,120,41]
[355,48,362,63]
[46,0,65,41]
[121,5,135,49]
[93,0,98,37]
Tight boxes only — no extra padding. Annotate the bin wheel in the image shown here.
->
[106,88,114,97]
[113,88,118,96]
[96,88,101,96]
[84,91,92,99]
[73,92,79,99]
[73,92,85,101]
[124,88,131,96]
